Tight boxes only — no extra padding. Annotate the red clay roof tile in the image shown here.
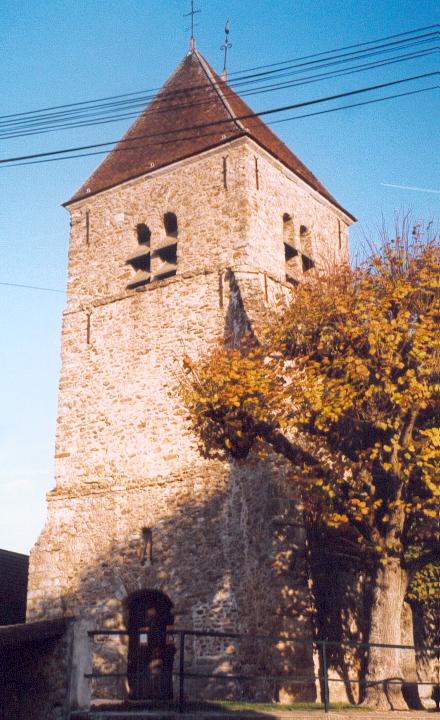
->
[65,51,354,220]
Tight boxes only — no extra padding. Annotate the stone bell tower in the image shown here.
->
[27,48,354,699]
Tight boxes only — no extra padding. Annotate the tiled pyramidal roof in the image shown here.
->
[66,50,352,217]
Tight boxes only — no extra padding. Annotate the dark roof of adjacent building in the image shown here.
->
[0,549,29,626]
[65,51,355,220]
[0,618,70,649]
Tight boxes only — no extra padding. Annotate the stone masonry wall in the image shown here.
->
[242,140,350,279]
[28,138,352,702]
[0,626,72,720]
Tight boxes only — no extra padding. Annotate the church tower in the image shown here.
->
[27,49,354,700]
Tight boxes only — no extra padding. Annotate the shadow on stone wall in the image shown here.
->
[409,601,439,710]
[27,265,438,711]
[0,625,72,720]
[30,457,317,706]
[307,522,438,710]
[26,263,320,706]
[306,523,370,705]
[26,476,437,710]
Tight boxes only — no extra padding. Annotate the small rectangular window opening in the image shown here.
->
[285,243,299,262]
[338,219,342,251]
[127,251,151,289]
[254,157,260,190]
[285,245,300,285]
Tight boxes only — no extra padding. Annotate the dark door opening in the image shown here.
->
[126,589,175,701]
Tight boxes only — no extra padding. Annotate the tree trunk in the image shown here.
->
[363,558,410,710]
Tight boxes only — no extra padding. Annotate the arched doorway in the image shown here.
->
[126,589,175,700]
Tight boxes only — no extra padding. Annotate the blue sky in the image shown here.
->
[0,0,438,554]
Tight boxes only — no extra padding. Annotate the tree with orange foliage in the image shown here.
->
[182,223,439,710]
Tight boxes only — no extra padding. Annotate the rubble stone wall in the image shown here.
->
[242,140,350,279]
[0,627,72,720]
[28,139,351,701]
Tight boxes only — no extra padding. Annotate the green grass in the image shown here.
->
[106,699,371,713]
[185,700,370,713]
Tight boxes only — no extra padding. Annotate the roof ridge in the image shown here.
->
[194,50,246,135]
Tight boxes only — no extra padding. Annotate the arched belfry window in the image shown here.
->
[127,223,151,289]
[163,212,178,238]
[137,223,151,246]
[283,213,300,285]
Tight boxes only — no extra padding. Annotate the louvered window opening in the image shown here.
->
[127,224,151,289]
[299,225,315,273]
[154,213,178,280]
[283,213,300,285]
[283,216,315,285]
[127,215,178,289]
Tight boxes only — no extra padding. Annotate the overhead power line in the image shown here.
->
[0,24,439,131]
[0,71,437,168]
[226,32,438,84]
[1,23,436,122]
[2,34,437,136]
[0,281,65,294]
[271,84,437,123]
[1,85,437,296]
[226,24,440,76]
[2,85,437,170]
[1,44,437,141]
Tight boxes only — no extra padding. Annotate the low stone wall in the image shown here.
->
[0,617,91,720]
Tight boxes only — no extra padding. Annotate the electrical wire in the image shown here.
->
[226,24,440,77]
[2,32,436,136]
[0,281,65,294]
[224,32,438,84]
[2,83,437,170]
[1,83,437,296]
[1,45,437,140]
[1,23,436,122]
[1,71,437,168]
[269,84,438,125]
[1,26,437,137]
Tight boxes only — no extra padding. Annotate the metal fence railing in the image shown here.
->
[86,627,440,714]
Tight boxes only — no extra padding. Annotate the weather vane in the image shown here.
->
[220,19,232,81]
[185,0,201,52]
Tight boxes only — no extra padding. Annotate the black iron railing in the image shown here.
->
[86,627,440,714]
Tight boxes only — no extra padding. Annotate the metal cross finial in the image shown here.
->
[185,0,201,52]
[220,19,232,81]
